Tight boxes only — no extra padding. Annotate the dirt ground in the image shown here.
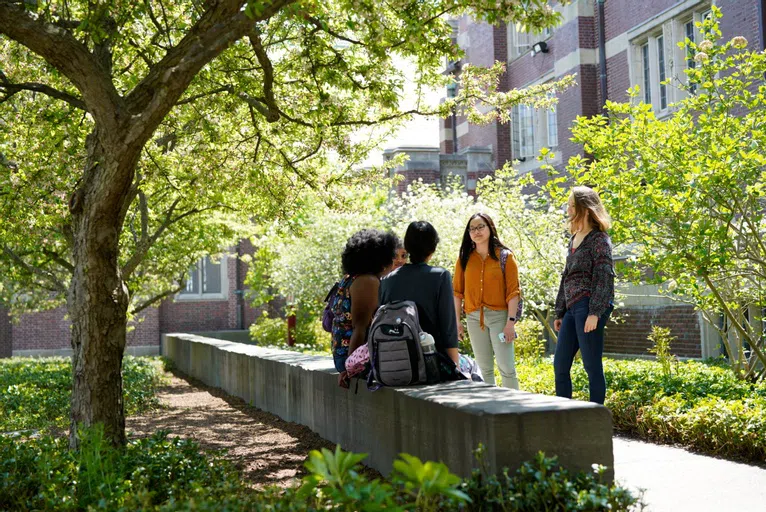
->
[127,370,340,488]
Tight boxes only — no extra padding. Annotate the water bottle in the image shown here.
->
[419,332,440,384]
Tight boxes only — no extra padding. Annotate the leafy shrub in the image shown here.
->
[514,318,546,360]
[517,357,766,462]
[646,326,677,377]
[0,431,635,511]
[249,310,287,345]
[460,447,639,511]
[0,356,163,432]
[249,308,330,352]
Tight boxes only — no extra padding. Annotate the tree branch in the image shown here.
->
[122,196,182,279]
[124,0,297,151]
[0,0,122,131]
[42,248,74,273]
[2,244,67,293]
[247,28,279,122]
[131,282,185,314]
[0,76,86,110]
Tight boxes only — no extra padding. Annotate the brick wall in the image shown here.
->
[3,243,261,354]
[455,17,499,155]
[0,306,11,357]
[159,255,247,333]
[605,305,702,358]
[605,51,630,103]
[718,0,762,49]
[603,0,678,42]
[11,306,160,352]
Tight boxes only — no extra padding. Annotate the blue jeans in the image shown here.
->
[333,349,348,373]
[553,297,613,404]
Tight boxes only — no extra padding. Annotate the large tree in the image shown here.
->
[0,0,562,445]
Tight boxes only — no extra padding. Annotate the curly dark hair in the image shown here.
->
[458,213,508,270]
[341,229,400,276]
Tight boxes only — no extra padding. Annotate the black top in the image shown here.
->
[554,230,615,319]
[379,262,459,353]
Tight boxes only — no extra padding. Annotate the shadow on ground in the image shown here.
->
[128,369,381,488]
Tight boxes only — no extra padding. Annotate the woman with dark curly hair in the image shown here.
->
[331,229,400,378]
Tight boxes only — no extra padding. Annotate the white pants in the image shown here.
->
[466,308,519,389]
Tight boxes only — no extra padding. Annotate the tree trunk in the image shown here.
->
[68,131,134,448]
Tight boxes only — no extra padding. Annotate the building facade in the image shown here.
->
[389,0,765,358]
[0,240,263,358]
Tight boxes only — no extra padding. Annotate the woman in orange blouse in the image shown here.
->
[453,213,521,389]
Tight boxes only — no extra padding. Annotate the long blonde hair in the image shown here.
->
[568,186,611,234]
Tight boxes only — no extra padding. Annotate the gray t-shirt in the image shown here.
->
[379,263,459,353]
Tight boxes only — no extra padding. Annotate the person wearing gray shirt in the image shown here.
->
[379,221,460,364]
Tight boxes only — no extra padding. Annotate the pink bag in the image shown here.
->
[344,344,370,378]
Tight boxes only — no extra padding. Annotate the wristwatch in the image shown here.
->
[508,316,516,322]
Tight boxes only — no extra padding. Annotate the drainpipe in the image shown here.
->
[597,0,608,111]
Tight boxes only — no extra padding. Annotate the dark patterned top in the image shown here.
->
[555,230,615,319]
[330,274,356,358]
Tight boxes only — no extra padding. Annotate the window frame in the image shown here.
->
[629,2,712,114]
[176,255,229,301]
[510,79,561,173]
[508,22,553,61]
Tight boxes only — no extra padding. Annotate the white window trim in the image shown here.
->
[507,22,553,62]
[175,255,229,301]
[510,75,562,174]
[628,3,711,117]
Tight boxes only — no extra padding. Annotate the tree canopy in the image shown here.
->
[0,0,564,316]
[1,0,568,444]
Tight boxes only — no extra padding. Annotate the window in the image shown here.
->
[510,24,532,59]
[631,5,712,113]
[547,93,558,148]
[508,23,553,60]
[684,19,697,92]
[177,255,228,300]
[641,43,651,105]
[511,88,558,164]
[657,35,667,110]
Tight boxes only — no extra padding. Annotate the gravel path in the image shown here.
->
[127,370,338,488]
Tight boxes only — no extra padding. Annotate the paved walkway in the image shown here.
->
[613,436,766,511]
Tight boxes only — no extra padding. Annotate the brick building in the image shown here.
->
[389,0,765,358]
[2,1,763,360]
[0,241,262,358]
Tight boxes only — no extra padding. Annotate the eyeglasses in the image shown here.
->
[469,224,487,233]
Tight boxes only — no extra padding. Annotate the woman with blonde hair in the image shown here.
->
[453,213,521,389]
[553,186,615,404]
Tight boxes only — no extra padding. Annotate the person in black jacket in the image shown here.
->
[379,221,459,365]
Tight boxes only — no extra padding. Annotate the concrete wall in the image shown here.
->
[162,333,614,481]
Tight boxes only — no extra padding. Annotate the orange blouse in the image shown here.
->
[453,249,520,319]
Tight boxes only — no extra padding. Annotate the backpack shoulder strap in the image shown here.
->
[324,281,340,303]
[500,248,511,277]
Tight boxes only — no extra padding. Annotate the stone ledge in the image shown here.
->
[162,333,614,480]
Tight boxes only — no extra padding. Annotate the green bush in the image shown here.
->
[517,357,766,462]
[0,431,637,511]
[249,308,330,353]
[0,428,249,511]
[460,446,638,511]
[0,356,164,433]
[514,318,546,360]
